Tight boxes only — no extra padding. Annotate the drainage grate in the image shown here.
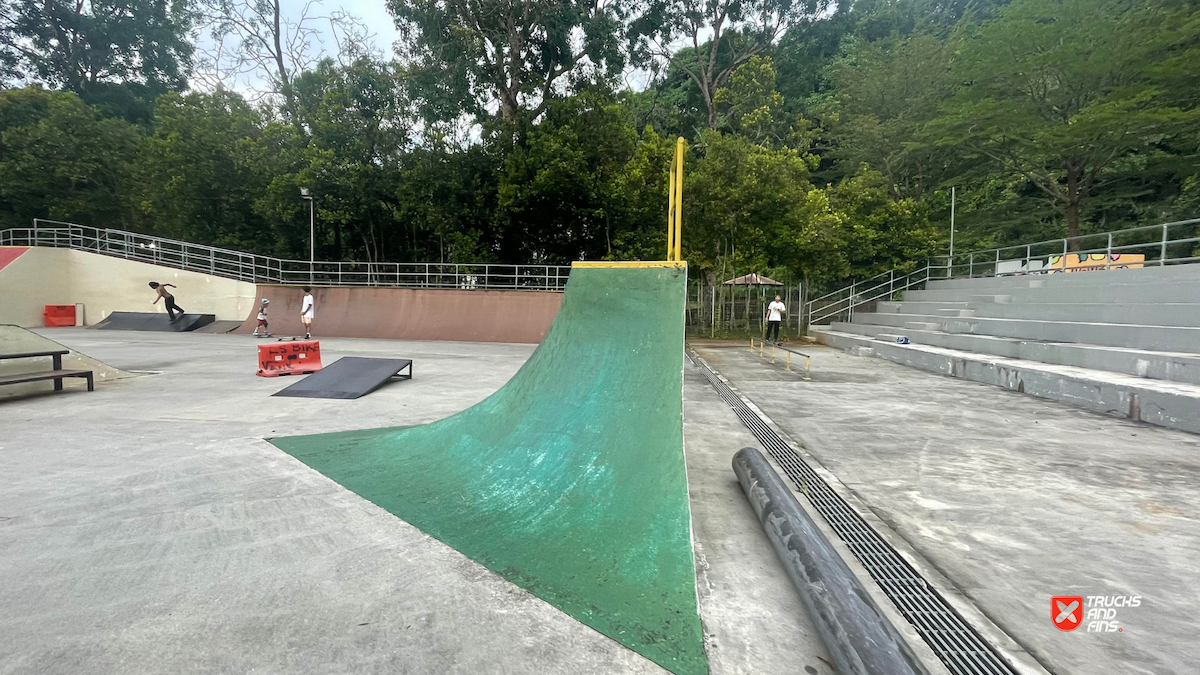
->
[688,350,1019,675]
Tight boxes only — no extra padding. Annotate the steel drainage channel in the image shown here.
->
[688,350,1018,675]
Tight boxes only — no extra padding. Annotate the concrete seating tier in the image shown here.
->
[813,263,1200,434]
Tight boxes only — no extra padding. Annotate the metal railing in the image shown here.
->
[933,217,1200,278]
[805,217,1200,327]
[805,264,946,326]
[0,220,573,291]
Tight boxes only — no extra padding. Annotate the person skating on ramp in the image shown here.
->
[252,298,271,337]
[149,282,186,323]
[300,287,314,339]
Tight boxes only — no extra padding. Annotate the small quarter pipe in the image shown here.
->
[235,285,562,343]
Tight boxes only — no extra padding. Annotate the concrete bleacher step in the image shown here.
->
[968,302,1200,327]
[906,281,1200,304]
[855,312,1200,354]
[830,321,1200,386]
[812,327,1200,435]
[891,299,1200,327]
[877,301,970,314]
[926,262,1200,291]
[903,321,942,331]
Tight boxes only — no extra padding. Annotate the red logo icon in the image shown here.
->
[1053,596,1084,631]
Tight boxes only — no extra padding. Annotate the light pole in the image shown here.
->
[300,188,314,284]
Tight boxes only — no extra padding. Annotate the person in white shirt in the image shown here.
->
[300,287,314,339]
[765,295,786,342]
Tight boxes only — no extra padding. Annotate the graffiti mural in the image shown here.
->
[1047,253,1145,273]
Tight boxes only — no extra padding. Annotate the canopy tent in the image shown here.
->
[722,272,783,286]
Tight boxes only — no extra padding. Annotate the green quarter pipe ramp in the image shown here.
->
[269,262,707,675]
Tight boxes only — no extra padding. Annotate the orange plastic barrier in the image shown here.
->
[43,304,77,327]
[257,340,323,377]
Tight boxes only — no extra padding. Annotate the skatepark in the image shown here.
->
[3,223,1200,675]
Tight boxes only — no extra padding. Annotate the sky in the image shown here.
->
[341,0,402,54]
[192,0,403,96]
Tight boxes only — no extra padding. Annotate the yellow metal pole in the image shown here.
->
[673,138,684,262]
[667,155,676,261]
[786,352,792,371]
[770,344,776,363]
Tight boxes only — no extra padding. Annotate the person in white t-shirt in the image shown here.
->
[765,295,786,342]
[300,287,314,339]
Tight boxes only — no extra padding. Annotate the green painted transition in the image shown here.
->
[269,265,707,675]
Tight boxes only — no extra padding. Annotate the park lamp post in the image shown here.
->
[300,187,314,284]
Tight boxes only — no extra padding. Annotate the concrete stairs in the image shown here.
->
[813,264,1200,434]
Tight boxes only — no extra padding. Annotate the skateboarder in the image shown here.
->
[149,282,185,322]
[252,298,270,337]
[764,294,786,342]
[300,287,314,339]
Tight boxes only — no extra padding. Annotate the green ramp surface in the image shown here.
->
[270,263,707,675]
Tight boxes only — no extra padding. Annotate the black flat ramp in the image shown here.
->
[272,357,413,399]
[92,312,215,332]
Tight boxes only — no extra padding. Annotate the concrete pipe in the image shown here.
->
[733,446,927,675]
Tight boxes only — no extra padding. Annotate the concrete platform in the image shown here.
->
[814,326,1200,434]
[852,312,1200,353]
[0,329,831,675]
[829,321,1200,386]
[690,342,1200,675]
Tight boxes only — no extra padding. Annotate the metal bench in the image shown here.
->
[0,350,94,393]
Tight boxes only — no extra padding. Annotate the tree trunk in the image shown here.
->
[1063,202,1083,252]
[1064,162,1085,251]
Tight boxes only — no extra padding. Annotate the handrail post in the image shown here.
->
[1106,233,1113,270]
[1161,224,1168,266]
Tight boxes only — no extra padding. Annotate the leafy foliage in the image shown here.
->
[1,0,1197,291]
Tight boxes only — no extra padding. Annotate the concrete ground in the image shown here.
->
[1,329,827,675]
[691,341,1200,675]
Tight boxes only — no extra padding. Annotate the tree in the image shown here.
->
[713,55,786,143]
[629,0,826,128]
[820,32,959,197]
[134,89,272,251]
[494,92,638,261]
[683,129,825,278]
[927,0,1200,244]
[1,0,194,96]
[0,87,140,229]
[826,166,939,277]
[195,0,377,109]
[389,0,626,124]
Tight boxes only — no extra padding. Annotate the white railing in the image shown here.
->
[0,220,572,291]
[805,264,945,327]
[804,217,1200,327]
